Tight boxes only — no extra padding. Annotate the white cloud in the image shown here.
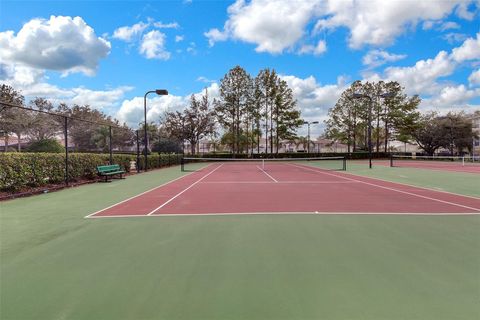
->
[315,0,471,49]
[204,28,229,47]
[175,35,184,42]
[451,32,480,62]
[205,0,322,53]
[422,84,480,111]
[362,49,407,69]
[69,86,134,108]
[469,69,480,86]
[298,40,327,56]
[205,0,478,54]
[139,30,170,60]
[280,74,348,134]
[0,15,110,76]
[382,51,456,95]
[153,21,179,29]
[116,83,220,127]
[113,22,149,42]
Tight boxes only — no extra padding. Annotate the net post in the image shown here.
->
[262,159,265,170]
[462,156,465,167]
[64,116,69,186]
[390,154,393,167]
[343,156,346,171]
[181,157,185,172]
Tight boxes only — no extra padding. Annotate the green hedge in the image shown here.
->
[0,153,182,192]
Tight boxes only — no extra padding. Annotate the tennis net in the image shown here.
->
[181,156,347,172]
[390,155,479,168]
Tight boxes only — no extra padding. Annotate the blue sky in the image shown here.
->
[1,0,479,136]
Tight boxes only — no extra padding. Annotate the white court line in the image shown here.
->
[289,164,480,212]
[199,180,358,184]
[84,168,204,218]
[147,164,224,215]
[86,211,480,219]
[257,165,278,182]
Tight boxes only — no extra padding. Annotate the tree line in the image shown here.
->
[325,80,477,156]
[1,84,134,152]
[160,66,303,156]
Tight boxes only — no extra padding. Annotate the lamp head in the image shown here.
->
[155,89,169,95]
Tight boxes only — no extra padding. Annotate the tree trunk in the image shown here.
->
[4,134,9,152]
[190,141,196,155]
[16,132,21,152]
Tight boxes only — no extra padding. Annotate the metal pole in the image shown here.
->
[144,92,149,171]
[136,130,140,172]
[368,97,372,169]
[109,126,113,165]
[64,116,69,186]
[307,123,310,153]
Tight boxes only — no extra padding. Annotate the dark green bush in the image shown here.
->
[27,139,65,153]
[0,152,182,192]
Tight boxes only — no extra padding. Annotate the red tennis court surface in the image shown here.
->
[86,163,480,218]
[374,159,480,174]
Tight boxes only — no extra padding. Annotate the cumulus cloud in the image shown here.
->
[422,84,480,111]
[451,32,480,62]
[205,0,478,53]
[381,51,455,95]
[315,0,471,49]
[0,15,110,76]
[139,30,170,60]
[205,0,322,53]
[469,69,480,86]
[175,35,184,42]
[280,74,348,134]
[116,83,220,127]
[363,34,480,112]
[362,49,407,69]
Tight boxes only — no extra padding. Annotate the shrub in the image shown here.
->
[27,139,65,153]
[0,152,182,192]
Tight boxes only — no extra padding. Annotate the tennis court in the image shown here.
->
[88,158,480,218]
[388,155,480,174]
[2,158,480,320]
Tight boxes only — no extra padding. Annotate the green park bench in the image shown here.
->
[96,164,126,182]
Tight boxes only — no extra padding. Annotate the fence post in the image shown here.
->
[109,126,113,165]
[136,130,140,172]
[64,116,69,186]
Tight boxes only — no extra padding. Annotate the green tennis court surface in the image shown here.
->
[1,163,479,320]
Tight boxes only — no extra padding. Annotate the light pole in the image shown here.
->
[144,89,168,171]
[303,121,319,153]
[352,92,392,168]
